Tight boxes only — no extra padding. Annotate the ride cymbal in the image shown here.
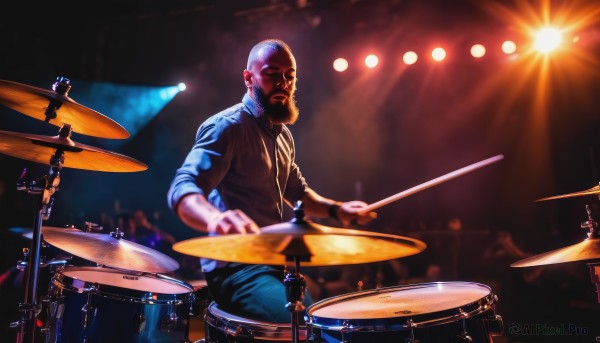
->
[173,220,426,267]
[0,129,147,172]
[0,79,129,139]
[511,238,600,267]
[41,226,179,273]
[535,184,600,202]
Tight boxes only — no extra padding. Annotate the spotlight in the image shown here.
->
[534,27,562,54]
[470,44,486,58]
[403,51,418,65]
[333,58,349,72]
[178,83,187,91]
[431,47,446,62]
[364,54,379,68]
[502,40,517,54]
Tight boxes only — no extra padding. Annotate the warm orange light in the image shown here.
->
[533,27,562,53]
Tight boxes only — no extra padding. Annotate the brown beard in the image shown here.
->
[252,85,299,125]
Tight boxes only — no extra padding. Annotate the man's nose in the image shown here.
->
[275,75,292,88]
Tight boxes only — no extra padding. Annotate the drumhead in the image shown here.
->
[306,282,495,329]
[55,267,194,303]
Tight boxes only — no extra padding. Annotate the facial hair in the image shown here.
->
[252,85,299,125]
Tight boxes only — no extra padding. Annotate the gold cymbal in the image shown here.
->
[511,238,600,267]
[0,129,147,172]
[41,226,180,273]
[173,220,426,267]
[0,79,129,139]
[535,184,600,202]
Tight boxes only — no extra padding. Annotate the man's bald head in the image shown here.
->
[247,39,293,70]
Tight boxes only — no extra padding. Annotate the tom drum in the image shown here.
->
[305,281,503,343]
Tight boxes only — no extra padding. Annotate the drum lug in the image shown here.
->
[81,283,98,328]
[160,305,179,332]
[307,334,319,343]
[306,316,321,343]
[135,313,147,333]
[404,319,418,343]
[483,314,504,336]
[81,303,97,328]
[456,332,473,342]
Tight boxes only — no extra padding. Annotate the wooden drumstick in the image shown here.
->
[360,154,504,215]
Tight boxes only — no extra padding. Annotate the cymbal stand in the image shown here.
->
[282,202,311,343]
[12,125,68,343]
[284,257,307,343]
[581,205,600,306]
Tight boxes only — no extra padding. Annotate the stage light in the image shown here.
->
[470,44,486,58]
[502,40,517,54]
[333,58,349,72]
[403,51,418,65]
[178,83,186,91]
[533,27,562,53]
[431,47,446,62]
[73,81,182,146]
[364,54,379,68]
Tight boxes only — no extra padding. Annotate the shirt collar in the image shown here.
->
[242,93,283,137]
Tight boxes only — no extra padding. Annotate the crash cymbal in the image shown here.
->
[41,226,180,273]
[0,79,129,139]
[511,238,600,267]
[173,220,426,267]
[535,184,600,202]
[0,129,147,172]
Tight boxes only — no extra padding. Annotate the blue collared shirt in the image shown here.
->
[167,94,308,271]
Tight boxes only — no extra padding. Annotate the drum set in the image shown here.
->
[0,77,196,343]
[174,203,505,343]
[13,76,600,342]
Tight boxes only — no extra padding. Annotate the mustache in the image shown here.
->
[269,89,290,97]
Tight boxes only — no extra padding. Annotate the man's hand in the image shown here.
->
[337,201,377,227]
[207,209,260,234]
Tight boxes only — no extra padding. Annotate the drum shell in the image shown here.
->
[305,282,503,343]
[204,301,306,342]
[43,267,194,343]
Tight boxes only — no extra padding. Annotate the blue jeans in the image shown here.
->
[205,264,314,323]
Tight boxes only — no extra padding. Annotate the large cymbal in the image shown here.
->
[173,220,426,267]
[535,184,600,202]
[41,226,180,273]
[511,238,600,267]
[0,129,147,172]
[0,79,129,139]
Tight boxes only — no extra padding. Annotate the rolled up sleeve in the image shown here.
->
[167,116,236,212]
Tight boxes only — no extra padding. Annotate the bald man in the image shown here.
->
[168,39,374,323]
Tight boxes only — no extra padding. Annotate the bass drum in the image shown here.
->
[305,282,503,343]
[204,301,306,342]
[43,266,195,343]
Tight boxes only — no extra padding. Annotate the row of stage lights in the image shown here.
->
[332,27,568,71]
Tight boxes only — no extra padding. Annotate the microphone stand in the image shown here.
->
[13,125,67,343]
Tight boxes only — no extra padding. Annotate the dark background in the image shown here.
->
[1,0,600,341]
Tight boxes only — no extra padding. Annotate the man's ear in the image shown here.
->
[243,69,252,88]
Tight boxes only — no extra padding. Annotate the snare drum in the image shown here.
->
[204,301,306,342]
[43,266,195,343]
[305,282,503,343]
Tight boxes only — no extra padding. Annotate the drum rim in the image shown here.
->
[53,266,195,304]
[205,301,307,340]
[305,281,497,331]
